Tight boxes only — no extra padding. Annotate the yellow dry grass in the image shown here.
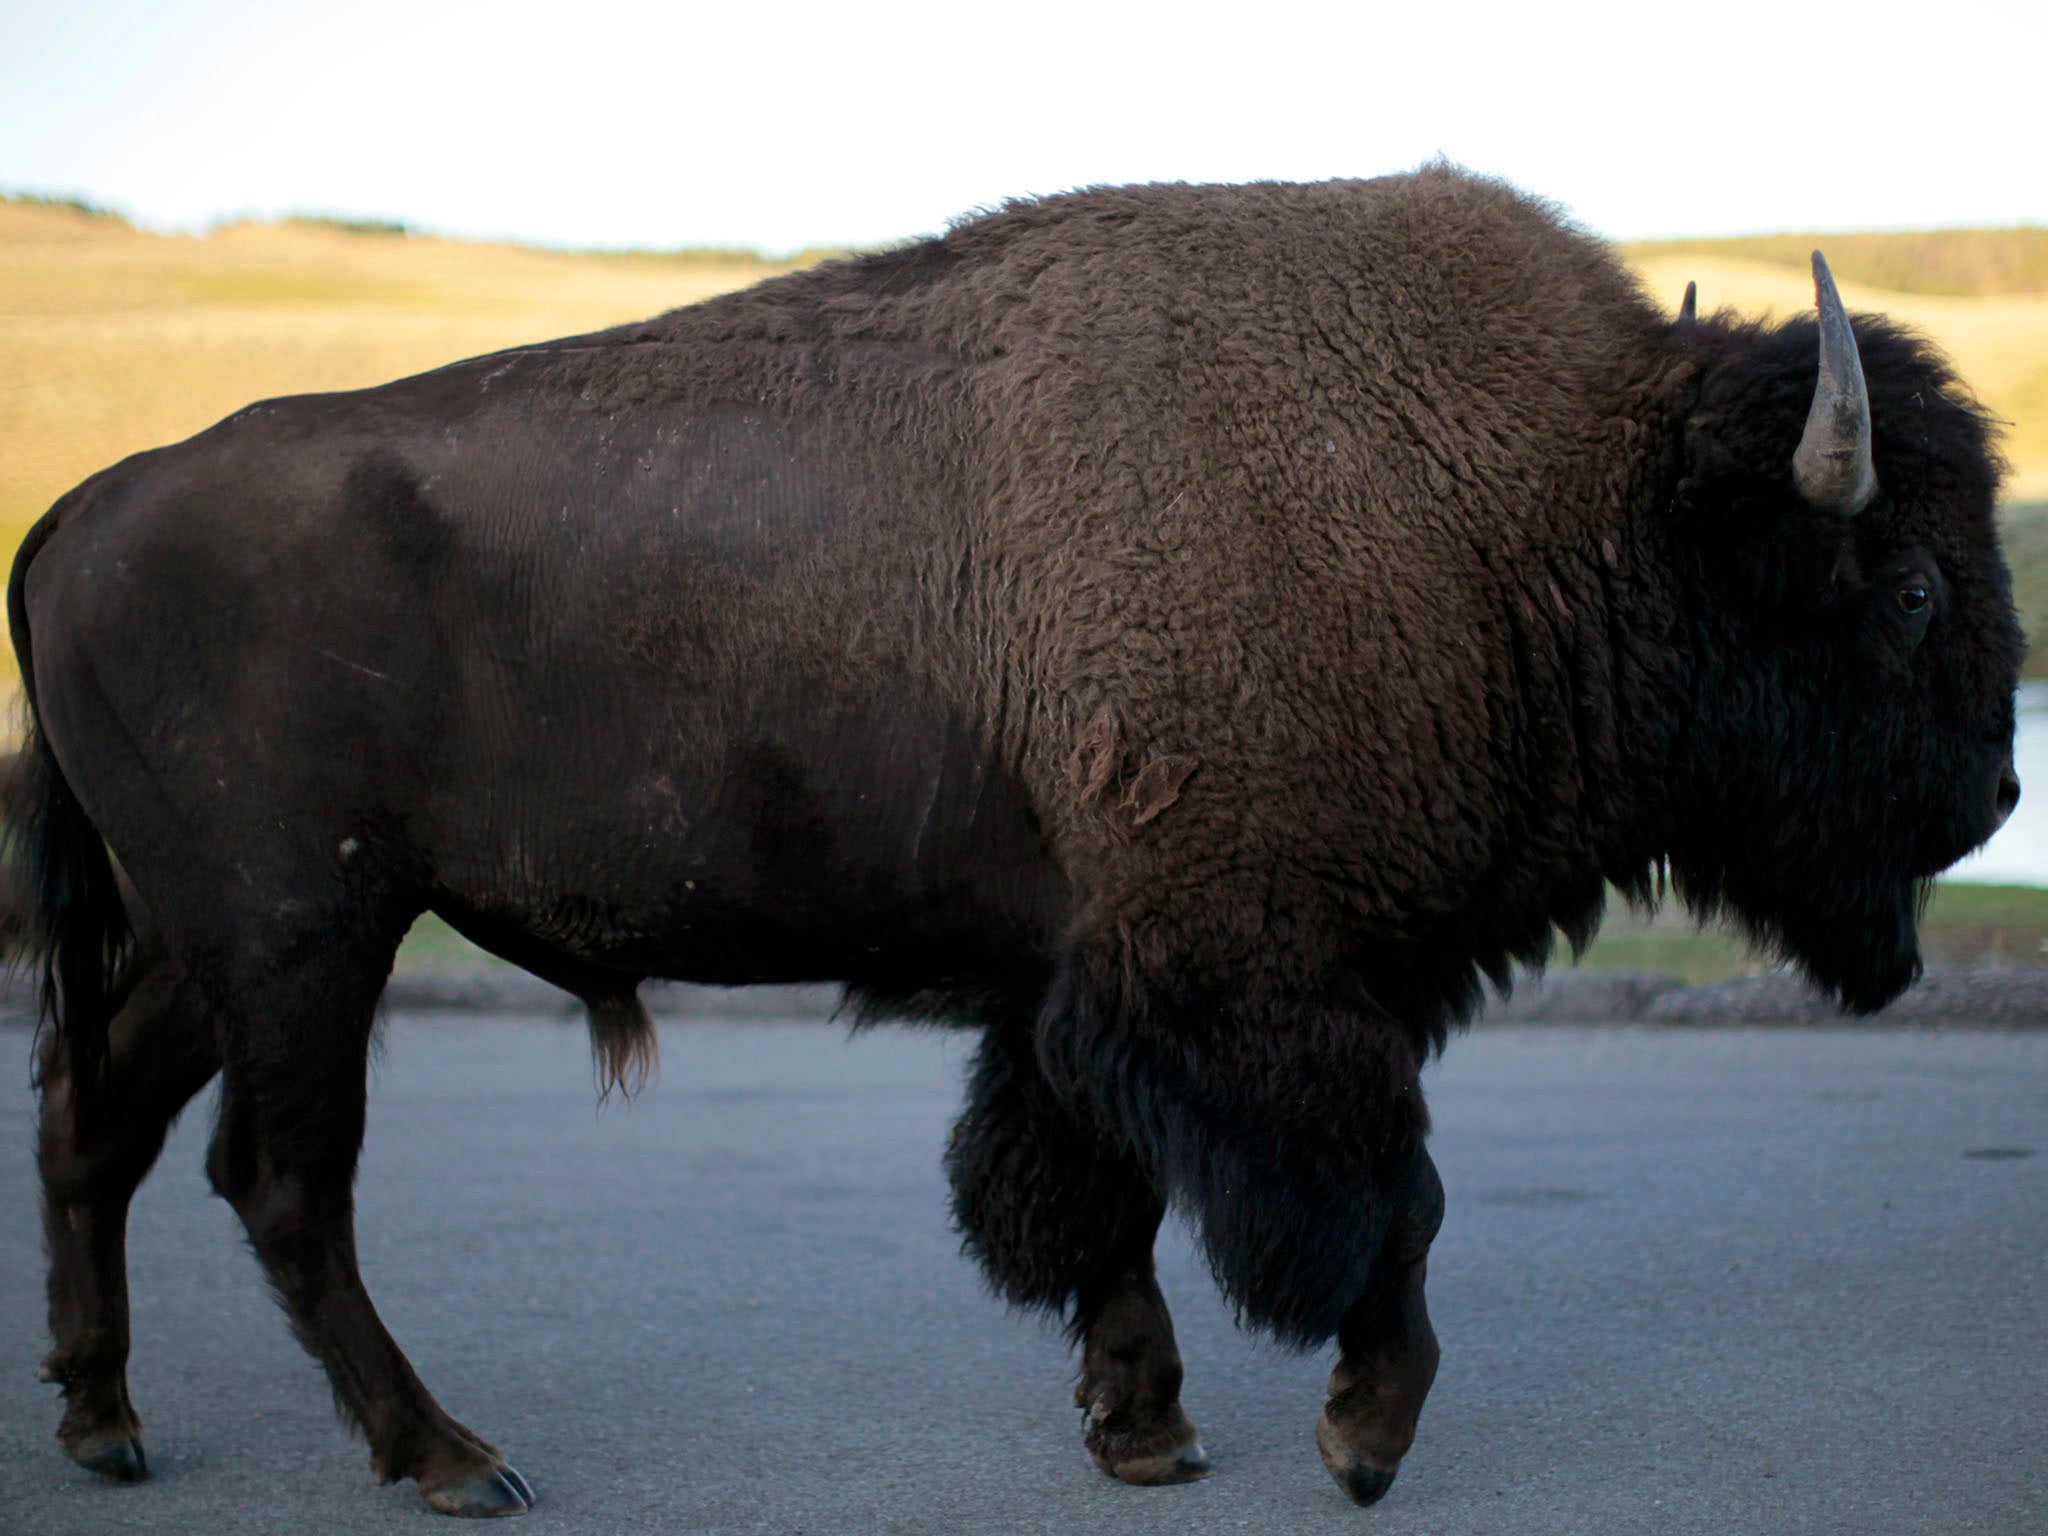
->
[1622,229,2048,299]
[0,199,790,545]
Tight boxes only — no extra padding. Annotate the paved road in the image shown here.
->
[2,1015,2043,1536]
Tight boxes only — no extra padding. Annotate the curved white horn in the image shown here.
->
[1792,251,1878,515]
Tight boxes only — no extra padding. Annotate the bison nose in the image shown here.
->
[1996,766,2021,828]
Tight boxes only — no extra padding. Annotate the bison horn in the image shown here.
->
[1792,251,1877,516]
[1677,281,1697,325]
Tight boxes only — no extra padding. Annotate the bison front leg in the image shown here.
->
[1070,1240,1205,1484]
[946,1024,1208,1486]
[1315,1146,1444,1506]
[1038,964,1442,1504]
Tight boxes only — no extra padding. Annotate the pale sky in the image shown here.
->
[3,0,2042,254]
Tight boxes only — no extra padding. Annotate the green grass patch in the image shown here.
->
[1564,921,1764,984]
[394,912,495,971]
[1558,880,2048,982]
[1919,881,2048,968]
[2000,500,2048,674]
[1924,881,2048,924]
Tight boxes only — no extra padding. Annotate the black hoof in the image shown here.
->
[70,1432,149,1483]
[1314,1408,1400,1507]
[1330,1460,1396,1507]
[423,1465,535,1518]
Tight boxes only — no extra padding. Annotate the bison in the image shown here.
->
[12,166,2022,1515]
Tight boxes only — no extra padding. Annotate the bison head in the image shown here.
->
[1665,255,2024,1012]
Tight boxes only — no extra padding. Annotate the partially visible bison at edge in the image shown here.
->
[10,166,2023,1515]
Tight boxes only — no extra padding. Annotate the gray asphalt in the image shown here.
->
[2,1014,2044,1536]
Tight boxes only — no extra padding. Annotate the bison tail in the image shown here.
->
[7,510,134,1099]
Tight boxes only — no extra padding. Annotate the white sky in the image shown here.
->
[3,0,2042,254]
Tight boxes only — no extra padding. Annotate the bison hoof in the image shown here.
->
[1084,1404,1211,1486]
[1314,1408,1399,1507]
[66,1429,149,1483]
[56,1391,149,1485]
[1108,1439,1211,1486]
[422,1464,536,1518]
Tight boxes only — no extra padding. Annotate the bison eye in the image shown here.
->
[1897,583,1930,616]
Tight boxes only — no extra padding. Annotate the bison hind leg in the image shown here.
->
[199,913,537,1517]
[38,925,219,1485]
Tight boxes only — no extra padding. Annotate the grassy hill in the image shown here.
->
[1620,227,2048,299]
[5,198,2046,657]
[0,197,801,548]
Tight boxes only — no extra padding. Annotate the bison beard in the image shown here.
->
[10,165,2023,1515]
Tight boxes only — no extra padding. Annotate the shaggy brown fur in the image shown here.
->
[519,171,1692,1015]
[9,165,2021,1514]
